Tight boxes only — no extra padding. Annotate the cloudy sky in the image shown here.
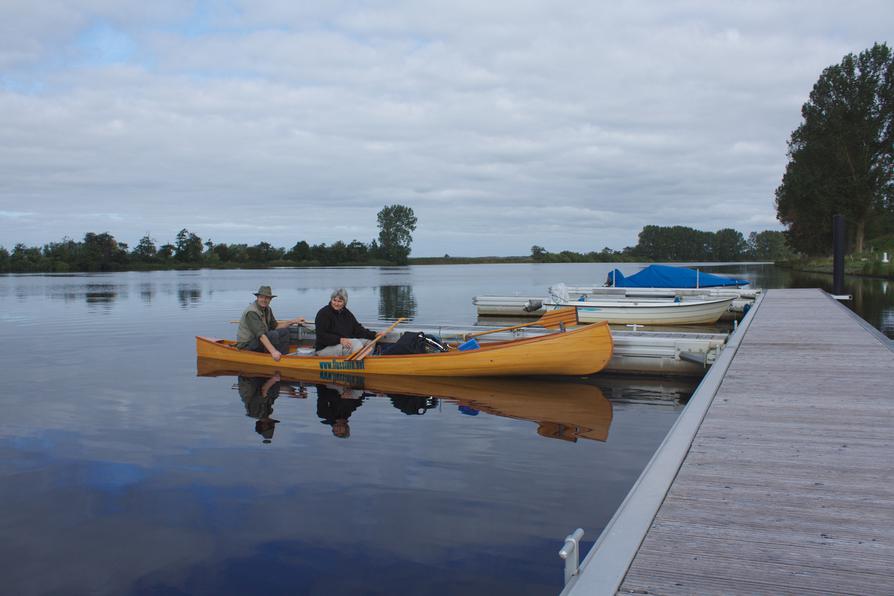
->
[1,1,890,256]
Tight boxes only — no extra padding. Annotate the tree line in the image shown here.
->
[530,226,793,263]
[0,205,417,273]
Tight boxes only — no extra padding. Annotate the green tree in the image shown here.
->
[346,240,368,262]
[775,43,894,255]
[0,246,9,272]
[747,231,794,260]
[158,243,175,261]
[81,232,127,271]
[43,237,80,271]
[711,228,748,261]
[287,240,311,261]
[132,235,158,262]
[10,243,44,272]
[174,228,203,262]
[634,225,712,261]
[531,245,547,261]
[377,204,417,265]
[310,243,333,264]
[246,241,283,263]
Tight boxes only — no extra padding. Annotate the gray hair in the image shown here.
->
[330,288,348,304]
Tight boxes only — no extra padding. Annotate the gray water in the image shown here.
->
[1,263,890,595]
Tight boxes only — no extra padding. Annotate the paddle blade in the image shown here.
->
[538,307,579,329]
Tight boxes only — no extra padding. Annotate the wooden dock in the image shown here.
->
[563,289,894,595]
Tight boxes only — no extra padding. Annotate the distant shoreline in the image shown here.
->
[1,258,775,274]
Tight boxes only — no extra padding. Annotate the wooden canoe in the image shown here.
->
[196,320,613,377]
[197,358,613,441]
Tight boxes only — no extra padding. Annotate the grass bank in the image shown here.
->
[777,255,894,279]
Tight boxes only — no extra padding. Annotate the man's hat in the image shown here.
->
[255,418,280,441]
[254,285,276,298]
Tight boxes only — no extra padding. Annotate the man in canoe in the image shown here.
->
[314,288,378,356]
[236,285,305,361]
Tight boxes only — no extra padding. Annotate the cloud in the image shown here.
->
[0,1,890,255]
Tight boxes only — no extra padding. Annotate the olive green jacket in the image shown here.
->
[236,301,278,349]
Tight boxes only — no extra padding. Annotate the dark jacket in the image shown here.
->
[314,304,376,350]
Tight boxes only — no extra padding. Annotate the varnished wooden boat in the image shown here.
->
[196,321,613,377]
[197,358,613,441]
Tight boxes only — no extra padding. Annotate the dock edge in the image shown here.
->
[559,291,766,596]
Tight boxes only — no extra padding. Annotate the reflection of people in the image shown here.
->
[236,285,305,361]
[389,395,439,416]
[314,288,378,357]
[316,384,365,438]
[238,373,283,443]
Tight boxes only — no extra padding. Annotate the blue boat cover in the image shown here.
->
[606,265,749,288]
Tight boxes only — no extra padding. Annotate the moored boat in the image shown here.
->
[196,320,613,377]
[605,264,750,288]
[473,295,736,325]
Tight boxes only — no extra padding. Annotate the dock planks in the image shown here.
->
[617,289,894,595]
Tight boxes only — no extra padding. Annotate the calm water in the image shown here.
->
[1,263,890,596]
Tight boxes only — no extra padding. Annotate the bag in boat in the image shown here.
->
[379,332,448,355]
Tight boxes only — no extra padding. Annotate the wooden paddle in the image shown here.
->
[347,318,406,361]
[463,307,579,341]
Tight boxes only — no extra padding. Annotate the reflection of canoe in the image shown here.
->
[196,321,613,377]
[197,358,613,442]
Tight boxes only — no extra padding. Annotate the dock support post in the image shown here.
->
[559,528,585,585]
[833,214,846,295]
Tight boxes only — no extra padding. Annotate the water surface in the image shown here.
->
[1,263,889,595]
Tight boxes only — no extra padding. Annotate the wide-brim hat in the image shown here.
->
[254,285,276,298]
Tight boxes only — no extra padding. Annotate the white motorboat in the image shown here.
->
[473,294,736,325]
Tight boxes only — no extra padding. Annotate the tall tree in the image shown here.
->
[747,231,794,260]
[174,229,203,262]
[377,204,418,265]
[711,228,748,262]
[287,240,311,261]
[775,43,894,254]
[81,232,127,271]
[132,235,158,262]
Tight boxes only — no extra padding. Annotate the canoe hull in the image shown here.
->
[196,321,613,377]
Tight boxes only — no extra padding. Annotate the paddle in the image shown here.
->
[464,307,579,340]
[347,318,406,361]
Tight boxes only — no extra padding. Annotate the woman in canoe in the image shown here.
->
[314,288,379,357]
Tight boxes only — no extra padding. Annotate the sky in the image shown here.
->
[0,1,891,257]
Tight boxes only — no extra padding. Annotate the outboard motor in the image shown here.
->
[523,299,544,312]
[548,283,570,303]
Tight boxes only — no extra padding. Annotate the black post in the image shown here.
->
[832,214,845,295]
